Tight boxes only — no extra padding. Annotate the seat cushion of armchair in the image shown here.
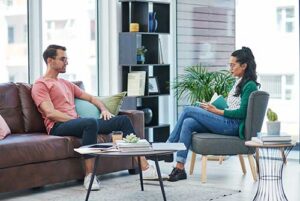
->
[191,133,255,155]
[0,134,75,169]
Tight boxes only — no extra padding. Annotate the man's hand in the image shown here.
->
[100,110,114,120]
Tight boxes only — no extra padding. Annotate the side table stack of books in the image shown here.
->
[251,132,292,144]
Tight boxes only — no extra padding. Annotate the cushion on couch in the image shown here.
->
[0,83,24,133]
[0,134,74,169]
[17,83,46,133]
[75,92,127,117]
[0,115,11,140]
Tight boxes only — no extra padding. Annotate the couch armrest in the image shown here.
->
[118,110,144,139]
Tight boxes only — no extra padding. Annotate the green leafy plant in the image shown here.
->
[267,108,278,121]
[172,64,235,104]
[136,46,147,55]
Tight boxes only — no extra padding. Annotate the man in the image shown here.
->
[32,44,165,191]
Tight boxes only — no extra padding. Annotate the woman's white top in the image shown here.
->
[226,78,242,110]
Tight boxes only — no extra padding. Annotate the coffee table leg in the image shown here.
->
[137,156,144,191]
[85,156,99,201]
[154,156,167,201]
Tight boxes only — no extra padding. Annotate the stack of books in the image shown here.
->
[116,139,153,152]
[251,132,292,144]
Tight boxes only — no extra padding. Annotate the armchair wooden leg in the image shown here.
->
[189,152,196,175]
[219,156,224,164]
[238,155,246,174]
[201,155,207,183]
[247,154,257,181]
[255,148,259,173]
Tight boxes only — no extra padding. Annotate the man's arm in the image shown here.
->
[39,100,75,122]
[79,91,113,120]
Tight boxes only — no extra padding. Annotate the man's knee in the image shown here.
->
[117,115,131,123]
[82,118,98,130]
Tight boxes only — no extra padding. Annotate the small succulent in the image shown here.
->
[123,133,140,143]
[267,108,278,121]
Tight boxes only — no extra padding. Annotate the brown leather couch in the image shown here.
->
[0,82,144,193]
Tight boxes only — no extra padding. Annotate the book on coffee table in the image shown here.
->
[151,143,186,151]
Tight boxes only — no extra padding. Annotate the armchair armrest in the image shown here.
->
[118,109,144,139]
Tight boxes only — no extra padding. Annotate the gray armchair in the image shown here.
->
[189,91,269,183]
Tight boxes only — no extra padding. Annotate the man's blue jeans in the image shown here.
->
[50,115,135,159]
[167,106,240,164]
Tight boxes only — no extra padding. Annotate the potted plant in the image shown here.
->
[172,64,235,104]
[136,46,147,64]
[266,108,280,135]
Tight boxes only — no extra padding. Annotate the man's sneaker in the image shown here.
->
[168,167,187,182]
[142,165,169,180]
[84,173,100,191]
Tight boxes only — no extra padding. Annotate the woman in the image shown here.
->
[167,47,260,182]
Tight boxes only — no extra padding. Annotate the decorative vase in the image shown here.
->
[148,12,158,32]
[266,121,281,135]
[141,108,153,125]
[137,54,145,64]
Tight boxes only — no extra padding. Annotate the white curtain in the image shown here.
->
[98,0,119,95]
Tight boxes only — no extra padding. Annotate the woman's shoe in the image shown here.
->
[168,167,187,182]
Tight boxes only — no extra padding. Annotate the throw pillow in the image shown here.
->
[98,92,127,116]
[0,115,11,140]
[75,99,100,118]
[75,92,127,118]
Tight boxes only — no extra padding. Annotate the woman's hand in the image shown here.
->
[201,103,216,112]
[200,103,224,115]
[100,110,114,120]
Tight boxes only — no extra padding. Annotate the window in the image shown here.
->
[42,0,97,95]
[277,7,295,33]
[5,0,13,7]
[259,75,282,99]
[7,26,14,43]
[236,0,299,139]
[0,0,28,83]
[90,19,95,41]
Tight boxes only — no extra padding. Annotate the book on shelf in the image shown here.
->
[251,137,292,145]
[257,132,292,141]
[127,71,146,96]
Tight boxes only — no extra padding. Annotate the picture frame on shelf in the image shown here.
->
[148,76,160,94]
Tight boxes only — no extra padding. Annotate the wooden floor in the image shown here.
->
[0,151,299,201]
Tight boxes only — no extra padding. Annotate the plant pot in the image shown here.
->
[137,54,145,64]
[266,121,281,135]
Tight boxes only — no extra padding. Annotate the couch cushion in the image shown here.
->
[99,92,127,115]
[75,99,100,118]
[75,92,127,117]
[17,83,46,133]
[191,133,255,155]
[0,115,11,140]
[0,134,75,169]
[0,82,24,133]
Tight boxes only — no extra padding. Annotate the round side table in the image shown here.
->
[245,141,295,201]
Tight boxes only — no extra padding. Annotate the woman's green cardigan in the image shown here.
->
[224,80,258,139]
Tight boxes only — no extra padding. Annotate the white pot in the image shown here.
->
[266,121,281,135]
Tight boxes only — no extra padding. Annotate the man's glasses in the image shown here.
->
[55,57,68,62]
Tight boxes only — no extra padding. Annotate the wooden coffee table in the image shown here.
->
[84,150,175,201]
